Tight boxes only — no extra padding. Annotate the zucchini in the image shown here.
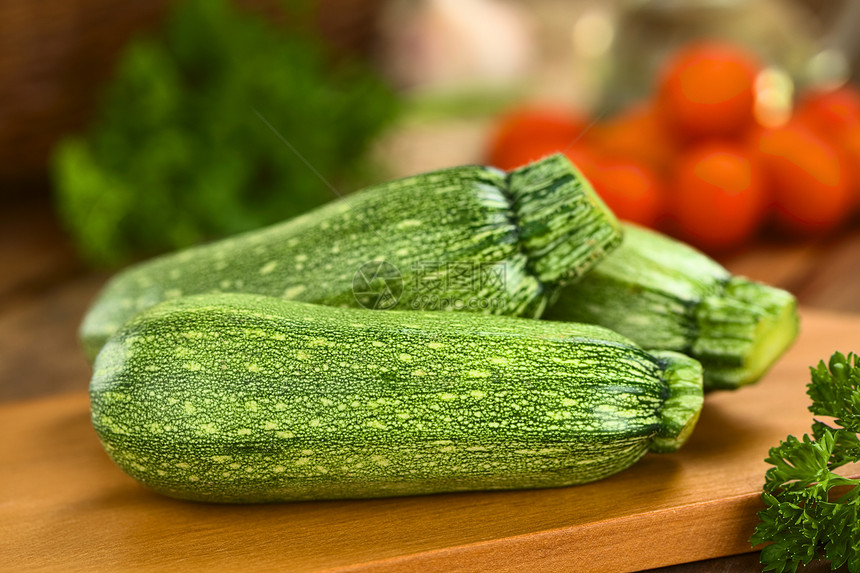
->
[90,292,703,503]
[81,154,621,361]
[544,223,798,391]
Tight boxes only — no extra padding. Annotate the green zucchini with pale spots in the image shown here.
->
[90,292,703,503]
[544,224,799,391]
[80,154,621,361]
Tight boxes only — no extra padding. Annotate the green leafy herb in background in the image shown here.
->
[52,0,397,266]
[751,352,860,573]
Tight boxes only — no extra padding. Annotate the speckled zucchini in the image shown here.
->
[544,223,798,391]
[90,292,703,503]
[80,154,621,361]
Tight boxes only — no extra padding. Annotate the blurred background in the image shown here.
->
[3,0,860,402]
[4,0,860,262]
[4,6,860,571]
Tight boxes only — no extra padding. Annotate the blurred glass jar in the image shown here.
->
[378,0,537,92]
[577,0,853,115]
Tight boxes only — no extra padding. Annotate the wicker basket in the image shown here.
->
[0,0,383,184]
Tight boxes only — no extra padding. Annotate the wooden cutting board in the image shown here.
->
[2,308,859,573]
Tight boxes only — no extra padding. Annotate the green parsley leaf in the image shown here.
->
[52,0,397,267]
[752,352,860,573]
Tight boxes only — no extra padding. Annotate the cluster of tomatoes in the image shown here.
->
[487,42,860,252]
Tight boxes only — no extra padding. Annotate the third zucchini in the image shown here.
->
[81,154,620,361]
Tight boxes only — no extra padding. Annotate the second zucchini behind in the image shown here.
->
[81,154,621,361]
[544,223,799,390]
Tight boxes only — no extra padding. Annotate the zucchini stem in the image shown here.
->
[506,153,622,286]
[649,350,704,453]
[693,277,799,390]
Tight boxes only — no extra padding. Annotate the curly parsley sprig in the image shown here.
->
[751,352,860,573]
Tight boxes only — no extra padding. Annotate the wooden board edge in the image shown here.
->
[324,494,766,573]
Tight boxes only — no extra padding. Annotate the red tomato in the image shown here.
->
[587,104,679,175]
[563,145,602,178]
[487,107,587,171]
[656,42,760,141]
[795,86,860,208]
[834,127,860,207]
[753,121,853,235]
[585,156,666,229]
[671,142,767,251]
[795,85,860,136]
[487,137,568,172]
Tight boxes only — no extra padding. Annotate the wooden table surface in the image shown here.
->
[2,195,858,572]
